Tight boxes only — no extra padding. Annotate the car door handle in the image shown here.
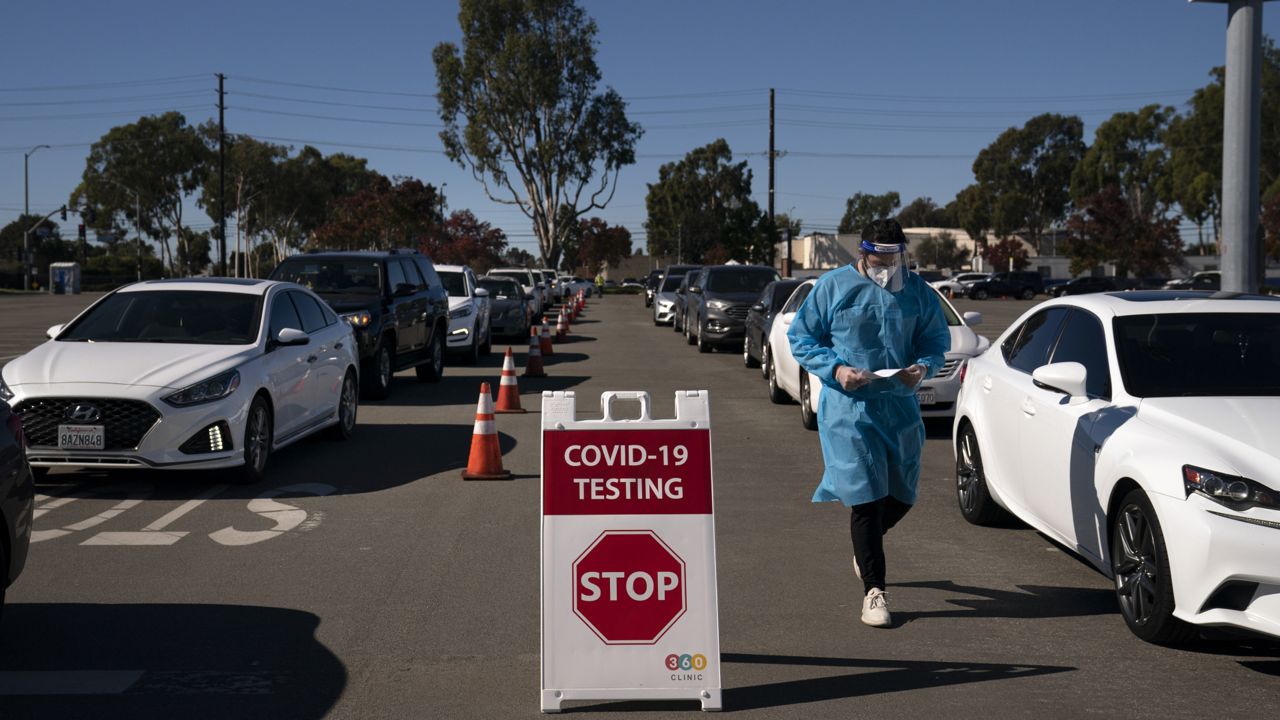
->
[307,355,317,364]
[1020,398,1036,416]
[334,342,343,349]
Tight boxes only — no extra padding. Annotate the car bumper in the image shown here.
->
[13,382,252,471]
[654,302,675,323]
[446,316,476,350]
[918,358,965,418]
[1156,491,1280,640]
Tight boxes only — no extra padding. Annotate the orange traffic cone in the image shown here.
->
[495,347,526,414]
[556,308,568,340]
[540,323,554,356]
[461,382,512,481]
[524,326,547,378]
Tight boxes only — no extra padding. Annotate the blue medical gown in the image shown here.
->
[787,266,950,507]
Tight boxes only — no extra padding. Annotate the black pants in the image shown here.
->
[850,497,913,594]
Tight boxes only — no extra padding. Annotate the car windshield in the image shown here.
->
[661,274,685,292]
[60,291,262,345]
[1114,312,1280,397]
[479,279,520,298]
[706,268,779,294]
[929,289,962,326]
[273,259,381,295]
[439,271,467,297]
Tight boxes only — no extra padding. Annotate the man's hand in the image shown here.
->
[835,365,872,391]
[895,364,926,387]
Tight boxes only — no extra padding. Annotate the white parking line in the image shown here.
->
[83,484,228,546]
[0,670,143,695]
[33,494,82,520]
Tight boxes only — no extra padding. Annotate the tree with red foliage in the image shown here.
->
[419,209,508,274]
[1066,184,1183,278]
[576,217,631,273]
[982,237,1030,272]
[312,176,442,251]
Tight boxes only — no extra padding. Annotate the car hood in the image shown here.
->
[655,291,677,303]
[3,340,256,390]
[1137,397,1280,476]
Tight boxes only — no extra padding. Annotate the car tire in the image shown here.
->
[480,324,492,356]
[364,341,394,400]
[971,288,989,301]
[799,372,818,430]
[767,348,789,404]
[231,396,272,485]
[326,370,358,441]
[1112,489,1195,645]
[673,310,682,332]
[416,331,445,382]
[462,333,480,366]
[743,337,760,368]
[955,424,1011,526]
[686,316,697,346]
[1019,288,1035,300]
[760,344,771,379]
[697,322,711,353]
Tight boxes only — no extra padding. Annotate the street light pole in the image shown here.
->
[22,144,51,289]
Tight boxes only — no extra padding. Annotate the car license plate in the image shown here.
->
[916,390,936,406]
[58,424,105,450]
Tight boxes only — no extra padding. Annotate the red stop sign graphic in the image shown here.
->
[573,530,687,645]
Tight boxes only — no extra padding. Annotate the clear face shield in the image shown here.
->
[860,240,906,292]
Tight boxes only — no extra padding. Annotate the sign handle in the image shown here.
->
[599,391,652,422]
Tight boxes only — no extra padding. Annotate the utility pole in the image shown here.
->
[769,88,783,275]
[218,72,227,277]
[23,144,51,289]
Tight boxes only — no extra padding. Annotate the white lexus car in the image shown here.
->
[0,278,360,483]
[765,277,989,428]
[437,264,492,364]
[953,290,1280,643]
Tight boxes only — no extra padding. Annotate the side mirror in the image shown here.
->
[751,303,767,313]
[474,287,489,298]
[1032,362,1088,402]
[46,324,64,339]
[690,286,703,294]
[962,311,983,327]
[272,327,310,348]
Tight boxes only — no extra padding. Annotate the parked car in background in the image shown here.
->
[1164,271,1221,292]
[743,279,803,370]
[489,267,546,320]
[766,278,989,428]
[672,274,693,334]
[953,290,1280,644]
[931,272,990,298]
[915,269,946,283]
[621,277,645,290]
[643,269,663,307]
[1050,276,1122,297]
[653,265,702,326]
[685,265,781,353]
[436,264,492,364]
[967,271,1045,300]
[558,276,594,298]
[271,249,449,399]
[479,276,532,340]
[538,269,561,302]
[0,399,34,620]
[0,279,361,484]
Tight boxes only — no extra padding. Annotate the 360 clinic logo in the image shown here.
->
[665,653,708,672]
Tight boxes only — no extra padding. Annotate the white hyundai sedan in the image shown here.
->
[765,277,989,428]
[0,278,360,483]
[953,290,1280,643]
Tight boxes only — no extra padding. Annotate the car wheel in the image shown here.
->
[767,349,789,404]
[480,324,492,355]
[697,322,711,353]
[327,370,358,441]
[462,332,480,366]
[760,344,771,379]
[1112,489,1195,645]
[971,288,989,300]
[685,316,696,345]
[231,396,272,485]
[364,342,394,400]
[743,336,760,368]
[1019,288,1035,300]
[416,331,445,382]
[955,424,1011,526]
[673,311,682,332]
[799,372,818,430]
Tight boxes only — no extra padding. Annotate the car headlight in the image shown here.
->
[341,310,372,328]
[0,372,12,401]
[449,305,473,320]
[1183,465,1278,511]
[163,369,241,408]
[707,300,729,310]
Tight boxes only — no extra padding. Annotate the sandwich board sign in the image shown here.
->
[540,390,721,712]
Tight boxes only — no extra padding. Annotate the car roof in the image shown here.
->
[1038,290,1280,317]
[119,278,278,295]
[434,264,471,273]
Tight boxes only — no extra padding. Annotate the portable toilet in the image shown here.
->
[48,262,81,294]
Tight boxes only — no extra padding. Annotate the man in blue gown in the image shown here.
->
[787,219,950,627]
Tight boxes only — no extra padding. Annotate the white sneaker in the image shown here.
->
[861,588,891,628]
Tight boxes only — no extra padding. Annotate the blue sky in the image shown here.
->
[3,0,1275,257]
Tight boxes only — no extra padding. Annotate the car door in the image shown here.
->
[388,259,425,356]
[687,269,708,329]
[774,282,814,400]
[466,268,490,343]
[974,307,1070,514]
[262,291,311,439]
[287,291,343,429]
[1016,308,1114,560]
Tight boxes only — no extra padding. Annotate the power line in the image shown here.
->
[0,90,210,108]
[0,105,212,122]
[236,75,436,99]
[778,87,1198,104]
[232,91,437,113]
[0,74,207,93]
[232,105,445,128]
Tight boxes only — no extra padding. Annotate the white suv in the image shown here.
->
[436,265,492,364]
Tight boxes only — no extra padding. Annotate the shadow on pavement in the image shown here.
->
[0,603,345,720]
[563,652,1072,713]
[922,417,952,440]
[889,580,1115,623]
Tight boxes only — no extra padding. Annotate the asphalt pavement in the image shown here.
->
[1,290,1277,719]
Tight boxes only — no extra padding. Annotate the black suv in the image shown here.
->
[270,249,450,399]
[685,265,781,353]
[967,270,1045,300]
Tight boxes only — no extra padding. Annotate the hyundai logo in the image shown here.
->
[66,403,101,423]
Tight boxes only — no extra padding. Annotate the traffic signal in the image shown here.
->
[78,223,86,241]
[60,205,67,221]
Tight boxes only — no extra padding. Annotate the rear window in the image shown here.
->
[661,274,685,291]
[491,270,530,285]
[706,268,780,294]
[272,259,382,295]
[479,279,520,298]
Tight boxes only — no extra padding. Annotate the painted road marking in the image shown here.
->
[209,482,336,546]
[33,494,83,520]
[0,670,143,695]
[83,484,228,546]
[32,490,150,543]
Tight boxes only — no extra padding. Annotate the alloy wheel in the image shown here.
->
[1114,503,1160,627]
